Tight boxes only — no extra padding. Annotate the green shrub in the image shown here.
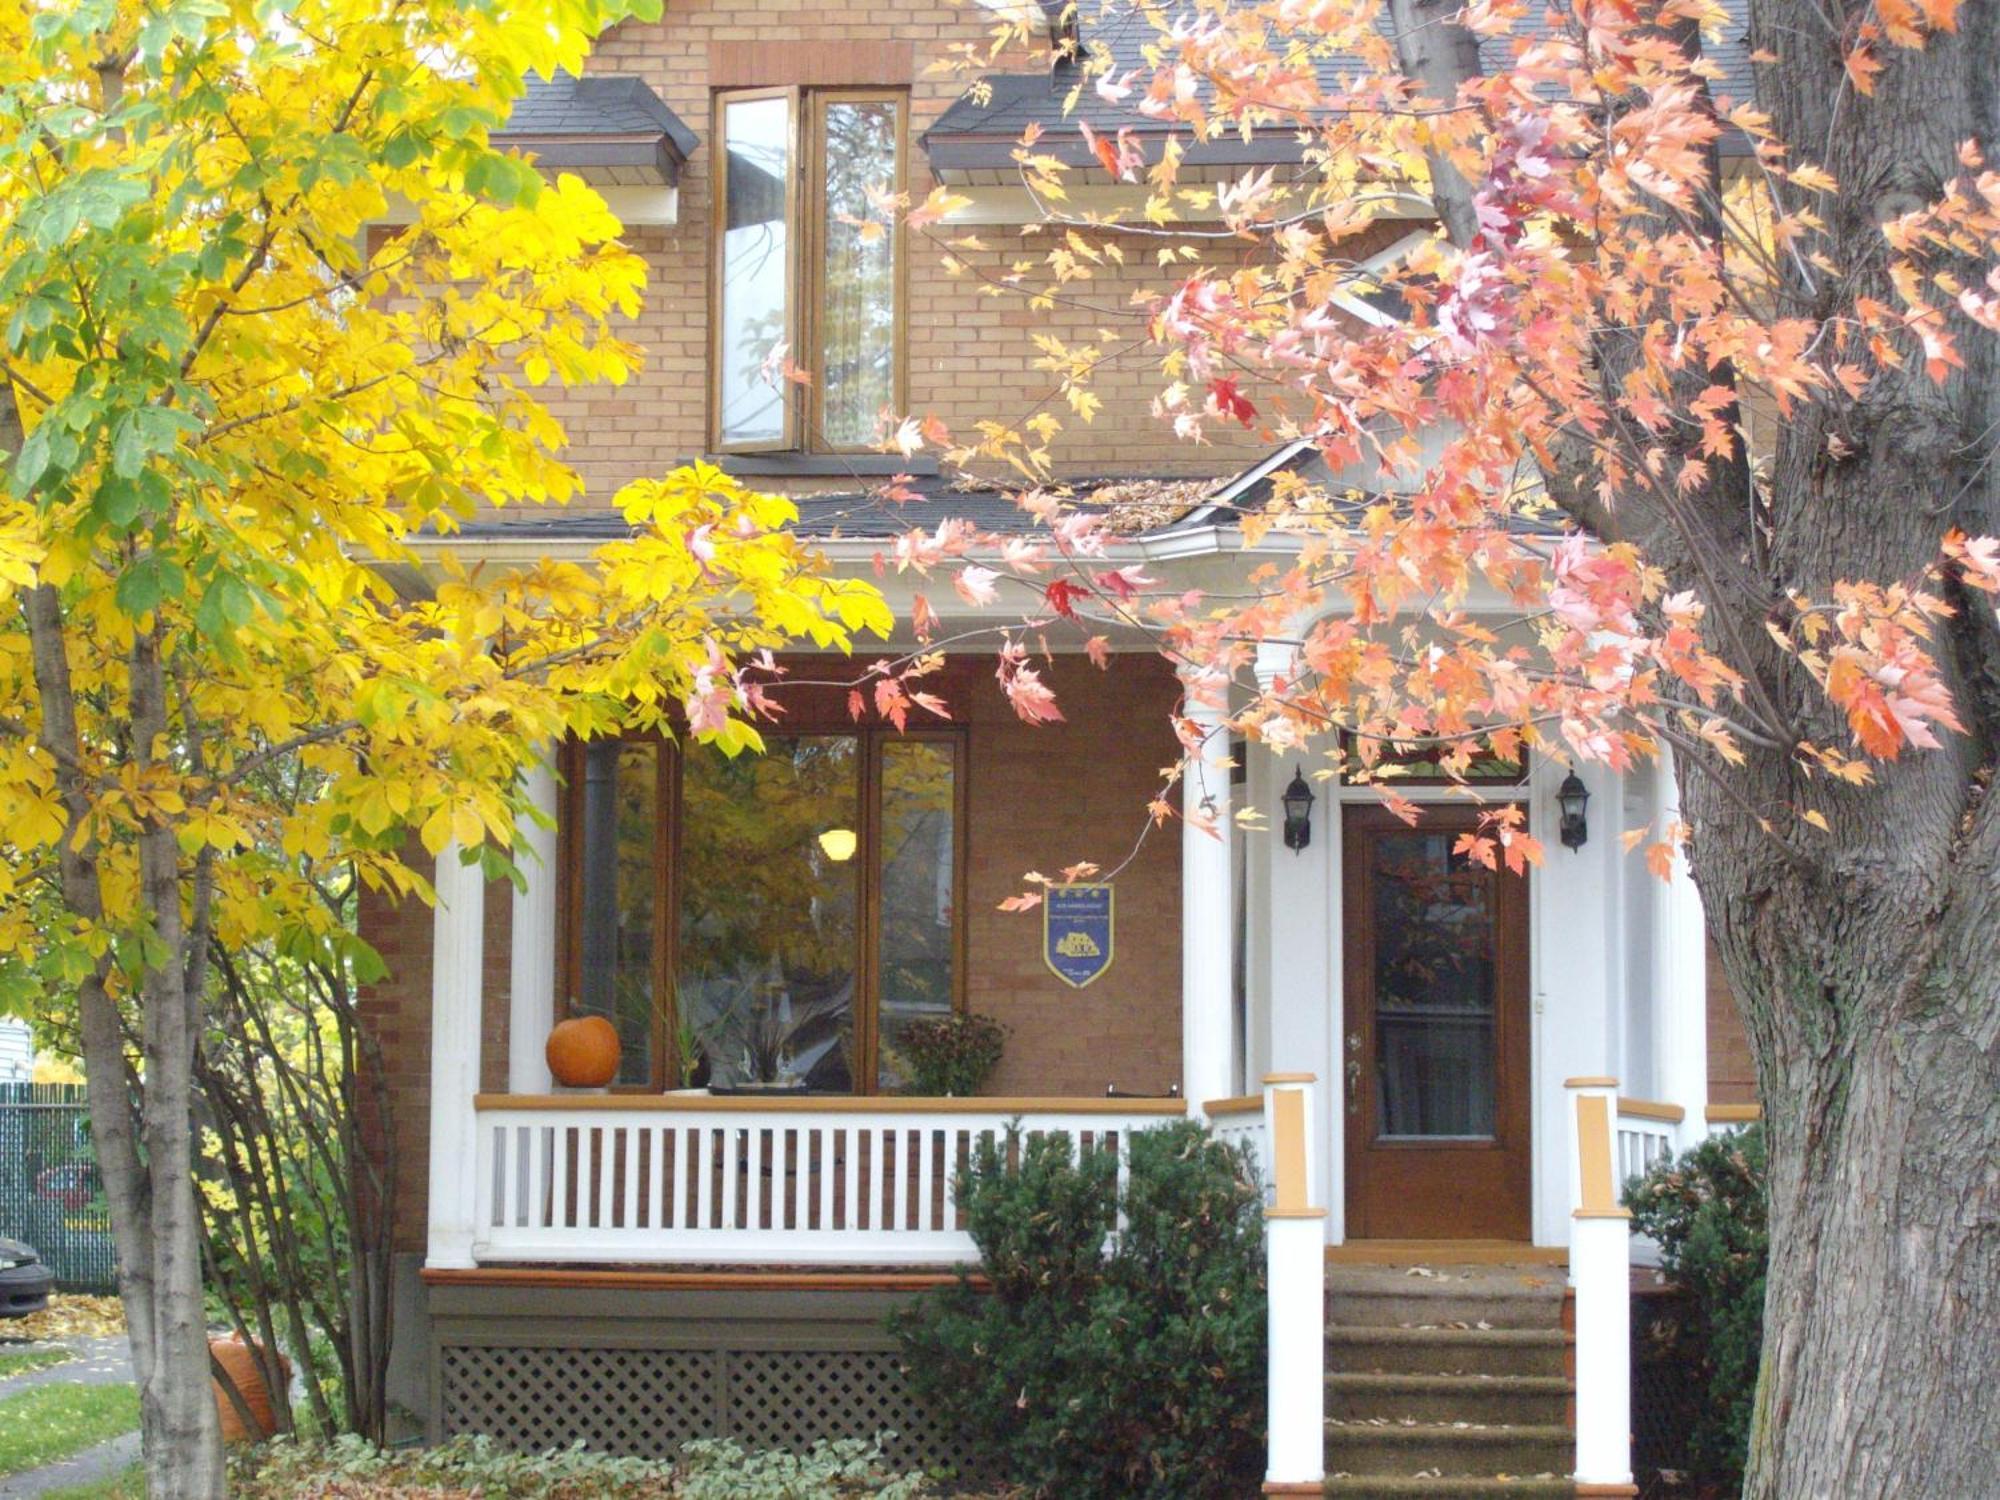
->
[892,1013,1007,1097]
[1624,1123,1767,1488]
[891,1120,1265,1499]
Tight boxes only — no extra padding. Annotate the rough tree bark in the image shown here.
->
[1389,0,2000,1494]
[2,403,226,1494]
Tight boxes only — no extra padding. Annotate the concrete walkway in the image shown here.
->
[0,1338,134,1402]
[0,1431,140,1499]
[0,1336,140,1499]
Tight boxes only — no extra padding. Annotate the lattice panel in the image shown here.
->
[439,1346,716,1459]
[438,1342,980,1475]
[726,1349,976,1472]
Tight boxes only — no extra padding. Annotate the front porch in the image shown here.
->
[414,670,1722,1273]
[378,650,1746,1491]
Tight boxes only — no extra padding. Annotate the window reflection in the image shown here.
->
[677,736,859,1090]
[876,741,956,1090]
[1370,832,1497,1138]
[818,98,899,448]
[577,742,657,1087]
[718,94,792,447]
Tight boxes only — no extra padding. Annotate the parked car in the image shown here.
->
[0,1236,54,1318]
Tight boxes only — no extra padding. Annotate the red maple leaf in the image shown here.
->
[1207,377,1257,426]
[1044,578,1085,619]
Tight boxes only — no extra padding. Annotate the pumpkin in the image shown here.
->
[546,1014,621,1087]
[210,1333,289,1442]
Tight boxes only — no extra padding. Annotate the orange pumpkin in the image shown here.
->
[210,1333,289,1442]
[546,1014,621,1088]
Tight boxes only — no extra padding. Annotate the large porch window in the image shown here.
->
[561,731,963,1093]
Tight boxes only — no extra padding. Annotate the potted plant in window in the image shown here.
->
[700,989,847,1095]
[893,1012,1008,1097]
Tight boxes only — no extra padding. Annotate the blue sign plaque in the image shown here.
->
[1044,883,1114,989]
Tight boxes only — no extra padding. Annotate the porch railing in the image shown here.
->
[468,1094,1185,1266]
[1613,1097,1683,1185]
[1203,1094,1270,1191]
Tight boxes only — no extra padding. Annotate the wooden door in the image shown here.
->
[1342,804,1531,1240]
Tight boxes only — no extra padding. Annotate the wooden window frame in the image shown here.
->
[557,726,968,1095]
[709,86,908,456]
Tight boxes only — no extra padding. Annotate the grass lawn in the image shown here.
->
[0,1382,140,1477]
[39,1463,145,1500]
[0,1346,73,1379]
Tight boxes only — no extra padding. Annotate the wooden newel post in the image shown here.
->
[1566,1076,1637,1497]
[1262,1072,1325,1495]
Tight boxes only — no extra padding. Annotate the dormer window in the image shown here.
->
[712,88,905,453]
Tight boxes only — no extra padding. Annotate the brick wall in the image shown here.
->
[358,652,1184,1251]
[513,0,1328,504]
[1705,937,1758,1105]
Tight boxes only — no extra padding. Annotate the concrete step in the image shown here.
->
[1326,1326,1571,1379]
[1326,1372,1572,1427]
[1323,1477,1573,1498]
[1323,1421,1572,1479]
[1325,1267,1566,1332]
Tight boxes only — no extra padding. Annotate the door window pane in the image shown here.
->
[718,94,792,446]
[577,741,657,1087]
[677,736,859,1090]
[818,98,899,448]
[1370,832,1497,1138]
[876,741,956,1091]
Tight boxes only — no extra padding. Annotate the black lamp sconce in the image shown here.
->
[1557,771,1590,851]
[1281,766,1316,852]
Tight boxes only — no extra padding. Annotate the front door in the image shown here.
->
[1342,804,1531,1240]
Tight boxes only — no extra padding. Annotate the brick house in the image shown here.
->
[362,0,1760,1473]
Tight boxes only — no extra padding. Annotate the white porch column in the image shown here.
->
[426,841,486,1269]
[1251,641,1336,1223]
[508,757,559,1096]
[1181,690,1234,1115]
[1263,1073,1327,1493]
[1653,755,1709,1150]
[1566,1076,1636,1495]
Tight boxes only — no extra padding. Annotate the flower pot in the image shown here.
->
[210,1333,289,1443]
[546,1015,621,1088]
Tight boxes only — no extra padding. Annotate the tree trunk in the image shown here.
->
[1688,2,2000,1493]
[129,628,227,1499]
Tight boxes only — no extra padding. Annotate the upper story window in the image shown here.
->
[712,88,905,453]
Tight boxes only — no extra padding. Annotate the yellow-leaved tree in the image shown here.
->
[0,2,891,1492]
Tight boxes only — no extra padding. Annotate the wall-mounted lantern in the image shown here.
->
[817,827,858,863]
[1281,767,1316,853]
[1557,772,1590,851]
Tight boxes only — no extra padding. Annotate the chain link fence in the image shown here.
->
[0,1082,117,1292]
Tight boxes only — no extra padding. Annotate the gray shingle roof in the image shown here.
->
[922,1,1753,172]
[498,74,699,183]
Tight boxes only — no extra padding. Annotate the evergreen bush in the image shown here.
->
[1625,1123,1767,1488]
[891,1120,1265,1499]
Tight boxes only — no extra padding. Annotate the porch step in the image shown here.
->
[1320,1263,1573,1497]
[1323,1421,1572,1479]
[1325,1264,1566,1333]
[1326,1373,1571,1427]
[1326,1326,1570,1379]
[1323,1478,1572,1498]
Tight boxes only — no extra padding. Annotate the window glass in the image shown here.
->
[576,741,657,1086]
[818,98,900,448]
[717,94,792,447]
[875,740,956,1090]
[677,736,859,1090]
[1369,831,1498,1138]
